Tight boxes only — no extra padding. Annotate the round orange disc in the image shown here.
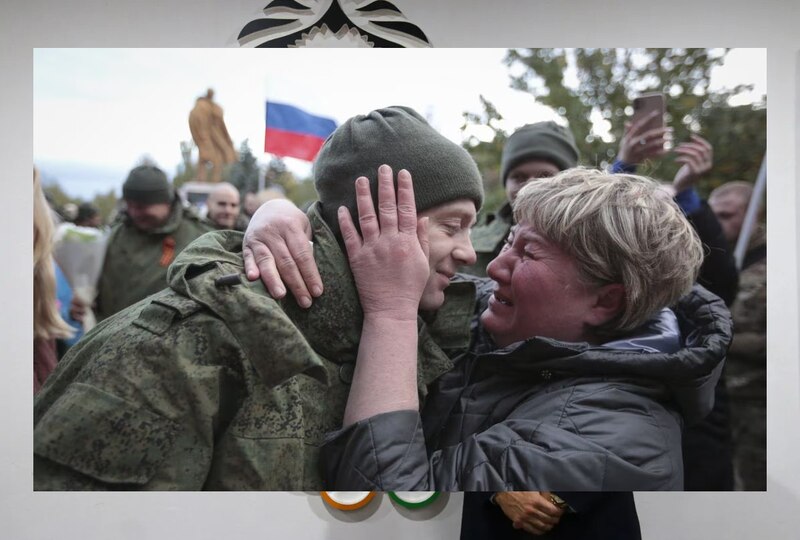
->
[320,491,376,511]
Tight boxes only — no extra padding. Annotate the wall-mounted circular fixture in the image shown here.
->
[388,492,440,509]
[320,491,376,511]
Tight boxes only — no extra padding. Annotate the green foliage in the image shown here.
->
[462,95,508,220]
[696,102,766,196]
[462,48,766,213]
[43,181,118,225]
[173,140,197,190]
[92,189,119,224]
[43,183,78,209]
[285,178,318,209]
[228,140,261,196]
[263,157,317,207]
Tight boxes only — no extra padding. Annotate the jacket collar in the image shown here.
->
[473,285,732,424]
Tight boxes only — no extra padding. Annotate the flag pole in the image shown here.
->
[733,153,767,270]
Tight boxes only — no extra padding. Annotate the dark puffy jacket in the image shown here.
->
[321,285,732,491]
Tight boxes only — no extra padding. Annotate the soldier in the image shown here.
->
[462,121,579,276]
[710,181,766,491]
[33,106,484,490]
[94,165,212,321]
[205,182,248,231]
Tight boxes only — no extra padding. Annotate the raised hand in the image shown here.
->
[617,110,672,165]
[672,134,714,193]
[338,164,430,320]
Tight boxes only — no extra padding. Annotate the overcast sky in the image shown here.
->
[33,48,766,200]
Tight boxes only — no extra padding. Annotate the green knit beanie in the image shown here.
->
[122,165,175,204]
[500,121,579,185]
[314,106,484,236]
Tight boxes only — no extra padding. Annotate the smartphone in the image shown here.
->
[631,93,665,133]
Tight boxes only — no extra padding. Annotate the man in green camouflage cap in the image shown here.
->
[461,121,579,276]
[34,106,483,490]
[95,165,212,321]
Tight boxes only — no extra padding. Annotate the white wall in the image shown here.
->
[2,1,798,538]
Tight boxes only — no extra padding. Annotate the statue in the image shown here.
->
[189,89,238,182]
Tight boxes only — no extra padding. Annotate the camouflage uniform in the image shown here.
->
[96,200,212,321]
[460,203,513,277]
[726,225,767,490]
[34,203,475,490]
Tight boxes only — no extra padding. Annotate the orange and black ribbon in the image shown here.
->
[159,236,176,267]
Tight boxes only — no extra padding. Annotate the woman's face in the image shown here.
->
[481,222,600,347]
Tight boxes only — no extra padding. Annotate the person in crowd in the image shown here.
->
[33,106,485,490]
[94,165,212,321]
[709,180,766,491]
[34,168,75,393]
[74,202,103,228]
[466,117,669,534]
[205,182,247,231]
[320,167,731,491]
[470,116,737,494]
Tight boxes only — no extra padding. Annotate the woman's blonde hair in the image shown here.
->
[514,167,704,336]
[34,168,74,340]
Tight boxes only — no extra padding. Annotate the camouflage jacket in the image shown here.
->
[96,201,212,321]
[460,202,513,277]
[34,203,475,490]
[726,225,766,401]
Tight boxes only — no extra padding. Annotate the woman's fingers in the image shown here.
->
[355,176,379,243]
[376,164,399,234]
[396,169,418,235]
[338,205,362,259]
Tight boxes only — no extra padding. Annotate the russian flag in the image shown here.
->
[265,102,337,162]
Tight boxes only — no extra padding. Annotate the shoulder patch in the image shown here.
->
[151,291,204,318]
[132,291,203,335]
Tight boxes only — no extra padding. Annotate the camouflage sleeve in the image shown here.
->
[728,261,766,361]
[34,298,246,490]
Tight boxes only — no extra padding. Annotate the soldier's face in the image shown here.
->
[208,190,240,229]
[125,200,172,231]
[417,199,477,311]
[709,193,748,244]
[505,159,561,204]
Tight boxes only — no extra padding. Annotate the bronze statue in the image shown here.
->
[189,89,238,182]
